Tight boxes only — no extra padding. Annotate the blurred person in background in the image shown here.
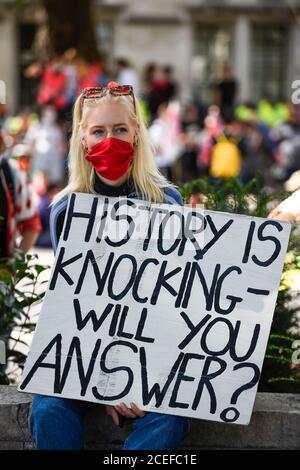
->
[76,56,105,92]
[239,121,268,184]
[268,105,300,222]
[142,62,158,122]
[209,118,242,181]
[197,105,223,173]
[116,58,140,98]
[215,65,238,122]
[0,104,8,129]
[149,101,181,181]
[25,106,67,194]
[61,49,78,115]
[37,56,68,113]
[179,102,202,182]
[146,65,178,122]
[158,65,177,104]
[142,62,157,97]
[270,104,300,182]
[0,131,41,258]
[10,142,33,177]
[3,109,39,149]
[35,183,60,248]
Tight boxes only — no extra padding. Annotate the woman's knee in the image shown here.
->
[160,413,190,436]
[30,395,84,450]
[125,413,191,450]
[30,396,63,431]
[30,395,83,433]
[136,412,191,438]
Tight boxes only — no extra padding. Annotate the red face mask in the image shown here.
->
[84,137,134,181]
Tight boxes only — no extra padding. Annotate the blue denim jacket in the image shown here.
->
[49,187,183,253]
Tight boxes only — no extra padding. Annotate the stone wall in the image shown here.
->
[0,386,299,450]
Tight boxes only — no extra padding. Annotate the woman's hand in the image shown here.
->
[268,189,300,222]
[268,207,297,222]
[104,403,146,427]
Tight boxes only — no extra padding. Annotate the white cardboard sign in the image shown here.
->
[19,192,291,424]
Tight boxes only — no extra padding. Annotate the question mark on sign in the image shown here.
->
[220,362,260,423]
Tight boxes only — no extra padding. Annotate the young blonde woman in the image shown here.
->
[30,82,190,450]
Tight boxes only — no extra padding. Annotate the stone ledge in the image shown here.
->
[0,386,299,450]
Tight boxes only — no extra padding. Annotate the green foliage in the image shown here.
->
[179,176,300,393]
[0,251,48,384]
[179,176,287,217]
[262,250,300,392]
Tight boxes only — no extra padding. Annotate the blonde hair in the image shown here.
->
[52,90,174,205]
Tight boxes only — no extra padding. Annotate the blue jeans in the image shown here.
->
[30,395,190,450]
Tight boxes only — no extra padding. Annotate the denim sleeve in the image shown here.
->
[163,187,184,206]
[49,197,68,254]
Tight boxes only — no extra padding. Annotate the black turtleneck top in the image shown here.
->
[93,173,135,197]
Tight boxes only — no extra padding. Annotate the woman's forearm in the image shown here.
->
[19,230,39,254]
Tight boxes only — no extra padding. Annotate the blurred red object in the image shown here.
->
[188,192,203,208]
[37,63,67,110]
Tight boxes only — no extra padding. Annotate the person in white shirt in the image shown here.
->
[148,102,181,180]
[116,58,140,98]
[25,106,66,186]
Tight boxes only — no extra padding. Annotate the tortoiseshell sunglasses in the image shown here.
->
[80,85,136,114]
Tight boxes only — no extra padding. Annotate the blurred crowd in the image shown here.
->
[1,52,300,248]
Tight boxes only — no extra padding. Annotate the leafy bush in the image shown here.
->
[179,176,300,393]
[0,251,48,384]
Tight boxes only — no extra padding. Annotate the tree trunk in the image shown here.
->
[42,0,99,61]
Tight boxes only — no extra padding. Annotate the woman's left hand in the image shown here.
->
[268,207,296,222]
[115,402,146,420]
[105,403,146,427]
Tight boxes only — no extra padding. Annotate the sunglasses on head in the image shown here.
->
[80,85,136,114]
